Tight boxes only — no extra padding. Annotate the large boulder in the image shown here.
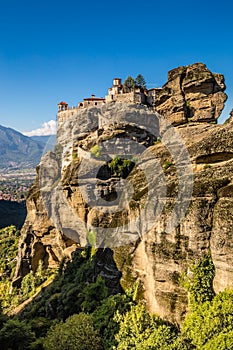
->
[152,62,227,125]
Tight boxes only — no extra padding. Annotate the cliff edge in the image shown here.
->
[13,63,233,324]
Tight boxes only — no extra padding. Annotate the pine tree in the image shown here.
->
[123,76,136,92]
[135,74,146,90]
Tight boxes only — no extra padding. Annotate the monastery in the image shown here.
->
[57,78,160,125]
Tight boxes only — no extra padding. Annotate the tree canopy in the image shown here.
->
[44,313,103,350]
[123,76,136,92]
[135,74,147,90]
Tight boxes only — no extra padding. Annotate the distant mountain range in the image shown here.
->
[0,125,56,171]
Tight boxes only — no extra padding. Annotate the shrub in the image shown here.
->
[108,156,135,178]
[90,145,101,158]
[163,161,174,171]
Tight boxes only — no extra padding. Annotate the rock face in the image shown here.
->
[115,120,233,323]
[14,63,233,324]
[151,62,227,125]
[13,174,80,284]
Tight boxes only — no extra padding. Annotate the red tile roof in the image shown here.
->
[58,101,68,105]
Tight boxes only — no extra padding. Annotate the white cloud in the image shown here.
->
[23,120,57,136]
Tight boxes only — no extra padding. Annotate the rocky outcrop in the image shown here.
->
[14,104,159,280]
[152,62,227,125]
[13,174,80,285]
[114,120,233,323]
[14,64,233,324]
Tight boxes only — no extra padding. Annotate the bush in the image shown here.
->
[163,161,174,171]
[202,330,233,350]
[108,157,135,178]
[90,145,101,158]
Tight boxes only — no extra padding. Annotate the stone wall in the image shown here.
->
[106,91,146,104]
[57,108,79,127]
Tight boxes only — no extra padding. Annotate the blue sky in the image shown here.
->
[0,0,233,134]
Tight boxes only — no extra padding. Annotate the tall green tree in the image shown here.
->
[135,74,146,90]
[123,76,136,92]
[181,289,233,349]
[44,313,103,350]
[114,304,177,350]
[0,319,36,350]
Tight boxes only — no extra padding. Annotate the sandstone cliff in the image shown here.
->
[14,63,233,324]
[151,62,227,125]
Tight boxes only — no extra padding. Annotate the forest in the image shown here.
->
[0,226,232,349]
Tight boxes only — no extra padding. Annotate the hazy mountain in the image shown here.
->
[30,135,56,152]
[30,135,55,144]
[0,125,44,170]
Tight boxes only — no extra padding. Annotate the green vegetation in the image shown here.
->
[0,319,36,350]
[44,313,103,350]
[87,229,97,257]
[0,226,21,309]
[108,156,135,178]
[92,292,132,349]
[0,226,54,311]
[17,248,108,320]
[123,74,147,92]
[163,160,174,171]
[20,261,52,300]
[0,229,232,350]
[114,304,177,350]
[203,164,212,169]
[181,254,215,306]
[181,289,233,349]
[135,74,147,90]
[154,137,161,145]
[123,76,136,92]
[72,151,78,160]
[90,144,101,158]
[0,226,20,278]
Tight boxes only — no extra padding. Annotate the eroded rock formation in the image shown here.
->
[14,63,233,324]
[152,62,227,125]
